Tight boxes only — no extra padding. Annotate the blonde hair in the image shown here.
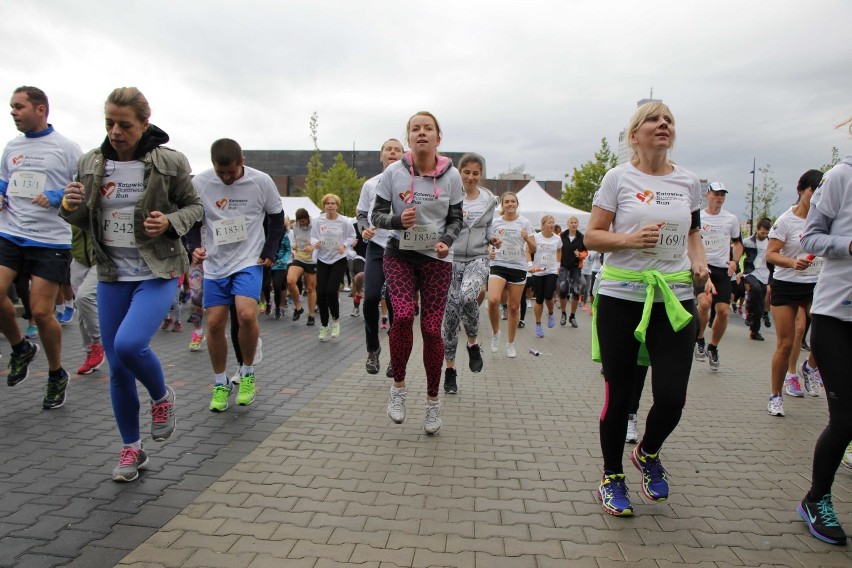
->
[498,191,519,215]
[321,193,341,207]
[540,215,555,227]
[105,87,151,123]
[626,101,675,162]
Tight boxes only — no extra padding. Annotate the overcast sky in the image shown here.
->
[1,0,849,220]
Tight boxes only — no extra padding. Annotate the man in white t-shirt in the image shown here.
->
[0,86,81,409]
[188,139,284,412]
[742,217,772,340]
[694,182,743,370]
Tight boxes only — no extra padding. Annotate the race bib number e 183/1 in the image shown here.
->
[212,215,248,245]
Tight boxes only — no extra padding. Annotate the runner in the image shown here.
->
[797,134,851,545]
[765,170,824,417]
[585,100,709,516]
[441,153,499,393]
[349,221,366,317]
[529,215,562,339]
[185,228,206,351]
[372,111,463,434]
[741,217,772,341]
[558,216,587,328]
[311,193,355,341]
[487,192,536,358]
[1,86,81,409]
[356,139,402,374]
[188,138,283,413]
[270,216,292,320]
[61,87,200,481]
[287,208,317,326]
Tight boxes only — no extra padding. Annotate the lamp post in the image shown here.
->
[749,157,756,234]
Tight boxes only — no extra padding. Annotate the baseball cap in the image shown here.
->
[707,181,728,193]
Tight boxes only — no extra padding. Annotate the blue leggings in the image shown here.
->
[98,278,177,444]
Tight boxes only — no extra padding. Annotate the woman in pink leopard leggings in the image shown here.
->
[371,111,464,435]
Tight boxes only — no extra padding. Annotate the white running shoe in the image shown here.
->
[785,375,804,397]
[387,386,406,423]
[331,321,341,338]
[626,414,639,443]
[507,343,516,358]
[423,399,442,434]
[230,366,241,385]
[255,337,263,364]
[490,332,500,353]
[800,361,821,397]
[842,443,852,469]
[694,343,706,362]
[767,395,785,417]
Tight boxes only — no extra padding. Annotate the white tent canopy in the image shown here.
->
[280,196,321,220]
[502,180,591,230]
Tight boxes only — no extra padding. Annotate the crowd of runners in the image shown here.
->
[1,86,850,546]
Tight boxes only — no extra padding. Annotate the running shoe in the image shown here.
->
[798,494,847,545]
[351,307,360,317]
[535,323,544,338]
[258,301,266,313]
[42,369,69,409]
[387,386,406,423]
[24,324,37,339]
[630,445,669,501]
[343,286,351,293]
[380,316,389,330]
[255,337,263,364]
[292,307,304,321]
[785,375,804,397]
[443,368,457,394]
[767,394,785,416]
[801,339,810,352]
[801,361,821,397]
[507,343,516,358]
[517,320,525,328]
[569,314,578,328]
[58,306,75,325]
[599,473,633,516]
[236,373,256,406]
[424,399,442,434]
[693,342,706,362]
[467,343,483,373]
[560,312,567,326]
[150,386,176,441]
[230,367,241,384]
[331,321,340,338]
[210,382,233,412]
[763,313,771,328]
[501,306,508,320]
[386,363,393,378]
[171,321,183,332]
[547,313,556,328]
[319,326,329,341]
[306,316,316,327]
[7,341,39,387]
[842,443,852,469]
[744,314,754,328]
[750,331,765,341]
[112,446,148,482]
[707,347,720,371]
[77,343,105,375]
[366,348,380,375]
[161,317,173,331]
[188,329,205,351]
[490,332,500,353]
[274,307,281,320]
[626,414,639,444]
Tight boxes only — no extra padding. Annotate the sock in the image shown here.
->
[467,342,477,348]
[55,303,64,314]
[785,371,797,380]
[12,339,30,353]
[214,372,229,386]
[125,440,142,450]
[570,312,576,317]
[561,310,567,315]
[241,364,254,376]
[65,300,74,309]
[707,344,718,352]
[640,445,658,458]
[48,367,65,379]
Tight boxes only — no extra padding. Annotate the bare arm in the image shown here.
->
[583,206,661,252]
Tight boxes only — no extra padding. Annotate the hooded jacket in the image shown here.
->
[60,125,202,281]
[451,186,498,263]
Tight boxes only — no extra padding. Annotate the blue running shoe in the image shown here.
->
[24,324,38,339]
[798,494,847,545]
[58,306,75,325]
[631,445,669,501]
[547,313,556,328]
[599,473,633,516]
[535,324,544,338]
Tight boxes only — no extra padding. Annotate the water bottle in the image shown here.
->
[529,349,541,356]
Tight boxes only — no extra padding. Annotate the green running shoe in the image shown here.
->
[209,383,233,412]
[236,373,256,406]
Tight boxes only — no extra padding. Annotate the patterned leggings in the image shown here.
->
[383,256,452,398]
[442,257,489,361]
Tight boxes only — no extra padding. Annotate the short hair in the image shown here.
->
[405,111,442,142]
[105,87,151,123]
[626,101,675,162]
[380,138,403,152]
[554,225,562,233]
[458,153,485,172]
[541,215,555,226]
[797,169,823,192]
[13,86,49,116]
[210,139,243,166]
[321,193,341,207]
[756,217,772,231]
[295,208,310,221]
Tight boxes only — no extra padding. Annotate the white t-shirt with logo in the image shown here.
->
[594,162,702,302]
[491,216,535,271]
[807,159,852,320]
[532,232,562,276]
[747,236,770,284]
[463,188,492,228]
[98,161,152,281]
[357,174,389,249]
[700,208,740,268]
[769,207,820,284]
[310,213,355,265]
[194,166,283,279]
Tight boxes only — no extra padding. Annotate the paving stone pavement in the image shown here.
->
[3,302,851,567]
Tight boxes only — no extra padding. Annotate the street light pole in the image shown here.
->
[750,157,756,234]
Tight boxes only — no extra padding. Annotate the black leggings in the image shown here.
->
[629,365,649,415]
[532,274,557,304]
[744,275,766,333]
[316,258,347,327]
[363,242,393,352]
[597,295,697,474]
[272,269,288,308]
[808,314,852,498]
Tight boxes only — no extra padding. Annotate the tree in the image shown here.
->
[563,137,617,211]
[744,164,782,222]
[821,146,840,172]
[302,111,324,204]
[322,153,366,217]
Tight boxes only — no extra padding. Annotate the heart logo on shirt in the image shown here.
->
[100,182,116,198]
[399,189,413,203]
[635,190,654,204]
[112,210,121,219]
[498,228,506,235]
[215,198,228,210]
[12,154,24,166]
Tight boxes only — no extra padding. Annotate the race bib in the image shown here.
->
[7,171,46,199]
[640,218,688,261]
[702,233,727,254]
[801,255,823,277]
[399,223,439,251]
[212,215,248,245]
[501,243,524,261]
[102,207,136,247]
[537,251,557,269]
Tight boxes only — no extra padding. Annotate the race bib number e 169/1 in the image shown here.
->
[640,218,688,261]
